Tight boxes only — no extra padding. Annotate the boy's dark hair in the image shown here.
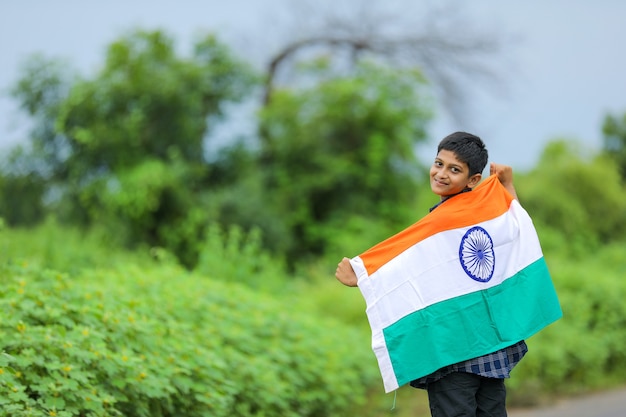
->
[437,131,488,176]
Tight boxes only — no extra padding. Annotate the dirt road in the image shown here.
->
[509,387,626,417]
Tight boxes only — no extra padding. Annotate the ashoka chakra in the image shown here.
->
[459,226,495,282]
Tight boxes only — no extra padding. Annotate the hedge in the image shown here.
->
[0,261,377,417]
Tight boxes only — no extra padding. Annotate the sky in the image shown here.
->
[1,0,625,171]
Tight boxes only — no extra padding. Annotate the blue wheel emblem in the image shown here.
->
[459,226,495,282]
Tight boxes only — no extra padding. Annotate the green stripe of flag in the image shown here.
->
[383,257,562,387]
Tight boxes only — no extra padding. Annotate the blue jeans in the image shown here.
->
[427,372,507,417]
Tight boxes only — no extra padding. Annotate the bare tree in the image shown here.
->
[262,1,515,124]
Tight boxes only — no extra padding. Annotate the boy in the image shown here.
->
[335,132,524,417]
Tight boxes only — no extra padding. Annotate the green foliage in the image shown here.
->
[202,145,296,256]
[602,111,626,180]
[517,140,626,247]
[194,223,287,292]
[291,262,369,329]
[57,30,256,174]
[6,30,440,269]
[0,260,376,417]
[2,183,626,416]
[8,29,258,267]
[0,218,159,274]
[77,157,209,267]
[0,170,46,226]
[322,166,436,264]
[259,61,433,261]
[53,30,257,256]
[321,215,401,264]
[9,54,74,178]
[4,56,75,226]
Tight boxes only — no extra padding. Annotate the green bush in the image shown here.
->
[194,223,287,293]
[0,261,377,417]
[3,217,626,415]
[0,218,160,274]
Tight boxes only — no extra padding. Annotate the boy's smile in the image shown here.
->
[430,150,481,200]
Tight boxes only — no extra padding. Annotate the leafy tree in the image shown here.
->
[9,30,258,265]
[9,54,74,178]
[258,61,432,260]
[55,30,256,177]
[602,111,626,181]
[2,56,74,225]
[203,143,295,256]
[0,172,45,227]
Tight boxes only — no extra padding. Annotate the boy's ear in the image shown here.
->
[468,173,482,188]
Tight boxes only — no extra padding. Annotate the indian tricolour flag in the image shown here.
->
[349,175,562,393]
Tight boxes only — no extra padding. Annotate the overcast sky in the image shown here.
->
[1,0,625,171]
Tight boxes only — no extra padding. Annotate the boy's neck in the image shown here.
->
[431,187,472,212]
[440,186,472,201]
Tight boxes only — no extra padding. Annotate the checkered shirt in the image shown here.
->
[409,340,528,389]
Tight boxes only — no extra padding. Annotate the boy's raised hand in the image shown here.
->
[335,257,358,287]
[490,162,518,200]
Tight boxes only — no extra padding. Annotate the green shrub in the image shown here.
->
[194,223,287,293]
[0,218,160,274]
[0,261,376,417]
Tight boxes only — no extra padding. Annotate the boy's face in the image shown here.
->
[430,149,482,199]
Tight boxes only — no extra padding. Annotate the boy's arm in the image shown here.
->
[490,162,518,201]
[335,257,358,287]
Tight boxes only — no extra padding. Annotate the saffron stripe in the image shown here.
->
[353,201,543,334]
[360,175,514,276]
